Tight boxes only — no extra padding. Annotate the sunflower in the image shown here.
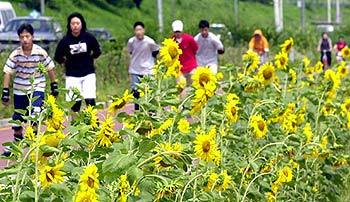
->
[176,75,187,91]
[288,69,297,84]
[266,192,276,202]
[257,62,276,85]
[276,166,293,183]
[341,98,350,116]
[39,162,65,188]
[192,67,217,96]
[194,131,221,164]
[82,106,98,129]
[302,57,311,68]
[79,164,99,191]
[216,170,232,191]
[191,88,208,113]
[45,95,65,132]
[165,60,182,78]
[225,99,240,123]
[281,113,298,134]
[324,69,341,90]
[74,189,98,202]
[313,61,323,74]
[25,125,35,141]
[341,46,350,59]
[347,112,350,129]
[118,174,131,202]
[337,61,349,78]
[177,118,190,134]
[250,114,268,139]
[242,50,260,72]
[303,123,314,143]
[154,142,183,170]
[275,51,289,71]
[96,117,118,147]
[160,38,182,67]
[322,102,335,116]
[205,172,218,192]
[40,130,66,148]
[280,38,294,54]
[108,90,134,114]
[320,136,328,150]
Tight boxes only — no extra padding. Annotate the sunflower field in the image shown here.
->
[0,37,350,202]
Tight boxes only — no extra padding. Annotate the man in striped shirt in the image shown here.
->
[1,24,58,155]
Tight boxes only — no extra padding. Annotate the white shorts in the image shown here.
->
[208,64,218,74]
[65,73,96,101]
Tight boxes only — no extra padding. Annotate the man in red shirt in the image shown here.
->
[172,20,198,84]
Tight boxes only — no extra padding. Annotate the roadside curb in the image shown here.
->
[0,118,11,128]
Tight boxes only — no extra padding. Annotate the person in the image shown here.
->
[194,20,224,74]
[54,12,101,113]
[172,20,198,83]
[334,35,347,62]
[248,29,269,65]
[1,23,58,156]
[127,21,159,110]
[317,32,332,68]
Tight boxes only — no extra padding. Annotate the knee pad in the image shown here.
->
[71,100,82,112]
[85,99,96,107]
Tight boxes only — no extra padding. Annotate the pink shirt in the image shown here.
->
[173,33,198,74]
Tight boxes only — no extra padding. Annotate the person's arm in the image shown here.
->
[213,35,225,54]
[54,39,66,64]
[150,39,160,58]
[328,39,333,52]
[2,72,11,105]
[190,37,199,55]
[317,39,321,52]
[127,38,134,55]
[91,35,102,59]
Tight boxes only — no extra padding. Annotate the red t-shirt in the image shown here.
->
[173,33,198,74]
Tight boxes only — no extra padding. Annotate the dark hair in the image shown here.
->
[67,12,86,35]
[322,32,328,36]
[198,20,209,29]
[133,21,144,29]
[17,23,34,36]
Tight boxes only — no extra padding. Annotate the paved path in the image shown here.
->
[0,104,134,168]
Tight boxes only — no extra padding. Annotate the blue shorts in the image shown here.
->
[130,74,144,91]
[12,91,45,130]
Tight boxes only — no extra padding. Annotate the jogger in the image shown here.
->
[1,23,58,156]
[54,12,101,112]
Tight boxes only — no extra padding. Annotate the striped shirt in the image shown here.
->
[3,44,55,95]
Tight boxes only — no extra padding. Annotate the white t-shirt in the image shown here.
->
[194,32,224,67]
[127,35,159,75]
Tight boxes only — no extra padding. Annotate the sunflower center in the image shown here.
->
[87,176,95,188]
[231,107,237,116]
[46,170,55,182]
[263,69,273,80]
[168,46,178,59]
[346,103,350,111]
[199,74,210,86]
[202,141,211,152]
[115,100,126,110]
[341,68,346,74]
[280,58,286,66]
[257,120,265,131]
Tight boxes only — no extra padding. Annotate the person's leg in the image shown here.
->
[130,74,142,110]
[327,52,332,67]
[66,76,83,112]
[82,73,97,108]
[12,94,28,140]
[209,64,218,74]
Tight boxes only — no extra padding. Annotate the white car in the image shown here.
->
[0,2,16,31]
